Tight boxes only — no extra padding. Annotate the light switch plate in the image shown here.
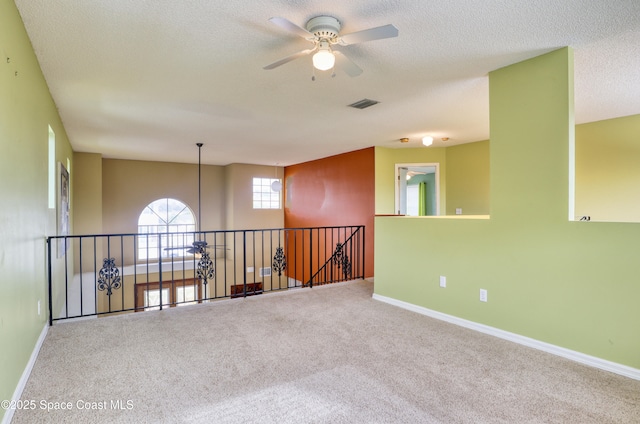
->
[480,289,488,302]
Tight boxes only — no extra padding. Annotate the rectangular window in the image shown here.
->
[252,177,281,209]
[48,126,56,209]
[143,288,170,311]
[135,279,201,311]
[176,286,197,306]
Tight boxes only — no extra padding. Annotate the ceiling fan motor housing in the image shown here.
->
[306,16,341,40]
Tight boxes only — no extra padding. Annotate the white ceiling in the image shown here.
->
[15,0,640,166]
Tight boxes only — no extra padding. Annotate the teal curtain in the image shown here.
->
[418,182,427,216]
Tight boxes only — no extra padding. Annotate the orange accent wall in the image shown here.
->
[284,147,375,278]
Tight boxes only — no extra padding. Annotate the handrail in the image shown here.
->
[45,225,363,241]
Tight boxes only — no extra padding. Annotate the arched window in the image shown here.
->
[137,198,196,260]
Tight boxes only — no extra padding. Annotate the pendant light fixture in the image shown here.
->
[271,163,282,192]
[196,143,203,231]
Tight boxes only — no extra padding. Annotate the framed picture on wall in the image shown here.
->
[58,162,70,257]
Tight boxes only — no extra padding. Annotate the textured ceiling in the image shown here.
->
[14,0,640,166]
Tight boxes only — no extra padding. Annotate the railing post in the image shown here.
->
[63,237,68,318]
[308,228,313,288]
[361,225,365,279]
[243,231,247,296]
[79,237,83,317]
[94,236,98,318]
[158,236,163,310]
[106,237,111,312]
[47,237,53,326]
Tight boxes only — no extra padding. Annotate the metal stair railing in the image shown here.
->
[46,225,365,324]
[306,226,365,287]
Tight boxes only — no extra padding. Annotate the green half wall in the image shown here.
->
[374,47,640,370]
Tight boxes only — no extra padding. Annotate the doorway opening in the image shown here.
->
[395,163,440,216]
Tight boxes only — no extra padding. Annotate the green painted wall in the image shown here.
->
[575,114,640,222]
[446,140,490,215]
[0,0,73,418]
[375,48,640,369]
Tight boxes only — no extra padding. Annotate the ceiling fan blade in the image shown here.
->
[189,245,228,254]
[338,24,398,45]
[268,17,315,40]
[164,239,207,252]
[333,50,363,77]
[263,48,315,70]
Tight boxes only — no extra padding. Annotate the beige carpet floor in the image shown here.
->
[12,280,640,423]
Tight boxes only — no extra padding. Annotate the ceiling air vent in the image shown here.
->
[348,98,379,109]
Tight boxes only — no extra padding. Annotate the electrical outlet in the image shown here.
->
[439,276,446,288]
[247,266,254,273]
[456,208,462,215]
[480,289,488,302]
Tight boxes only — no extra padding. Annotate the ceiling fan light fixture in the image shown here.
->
[422,136,434,147]
[265,15,397,77]
[313,42,335,71]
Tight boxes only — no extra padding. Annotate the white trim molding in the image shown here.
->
[2,324,49,424]
[372,293,640,381]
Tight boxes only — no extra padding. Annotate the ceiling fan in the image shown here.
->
[263,15,398,77]
[406,170,427,178]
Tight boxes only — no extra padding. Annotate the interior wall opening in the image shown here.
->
[395,163,439,216]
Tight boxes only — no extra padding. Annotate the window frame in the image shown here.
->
[137,198,196,261]
[252,177,282,209]
[135,278,202,311]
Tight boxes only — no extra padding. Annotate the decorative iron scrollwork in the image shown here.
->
[341,254,352,278]
[97,258,121,296]
[333,243,352,279]
[332,243,343,267]
[272,246,286,276]
[196,250,214,285]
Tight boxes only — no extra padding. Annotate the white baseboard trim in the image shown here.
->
[372,293,640,381]
[2,324,49,424]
